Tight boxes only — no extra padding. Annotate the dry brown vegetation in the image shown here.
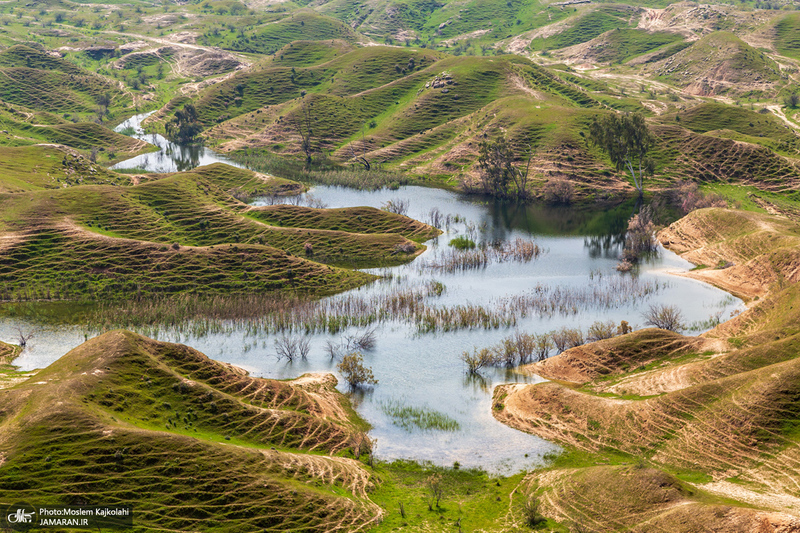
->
[0,340,19,364]
[494,207,800,529]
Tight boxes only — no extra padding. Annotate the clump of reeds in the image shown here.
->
[449,236,476,250]
[419,238,543,273]
[460,320,636,374]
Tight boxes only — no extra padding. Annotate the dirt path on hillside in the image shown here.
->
[699,481,800,514]
[287,373,351,422]
[767,104,800,132]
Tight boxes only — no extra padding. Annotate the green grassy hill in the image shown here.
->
[531,5,642,52]
[273,39,356,67]
[0,162,438,302]
[568,28,685,64]
[0,330,381,531]
[651,124,800,191]
[198,11,361,55]
[774,13,800,60]
[0,145,138,193]
[666,102,800,157]
[0,44,131,119]
[0,100,153,164]
[652,31,783,97]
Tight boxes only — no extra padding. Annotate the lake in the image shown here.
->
[0,115,744,474]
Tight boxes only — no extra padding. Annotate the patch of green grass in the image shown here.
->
[0,145,134,192]
[673,471,714,484]
[702,183,800,214]
[272,39,355,67]
[368,460,551,532]
[637,40,692,63]
[380,400,460,431]
[448,236,476,250]
[589,28,684,64]
[672,102,800,156]
[774,13,800,60]
[539,447,634,470]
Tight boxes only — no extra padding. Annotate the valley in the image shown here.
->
[0,0,799,530]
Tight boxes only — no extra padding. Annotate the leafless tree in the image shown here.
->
[15,327,33,347]
[381,199,409,216]
[643,304,685,332]
[274,334,310,361]
[345,328,377,351]
[348,127,372,170]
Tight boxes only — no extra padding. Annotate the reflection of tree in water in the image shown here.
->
[462,373,491,394]
[174,144,201,172]
[482,197,635,238]
[347,386,374,409]
[584,233,626,260]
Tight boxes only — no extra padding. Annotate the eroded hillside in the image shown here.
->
[493,208,800,530]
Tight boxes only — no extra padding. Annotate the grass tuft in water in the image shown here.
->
[380,400,460,432]
[449,236,476,250]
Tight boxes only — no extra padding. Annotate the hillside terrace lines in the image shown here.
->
[494,208,800,517]
[0,330,383,531]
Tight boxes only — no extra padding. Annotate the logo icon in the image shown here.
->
[7,509,33,524]
[3,503,37,531]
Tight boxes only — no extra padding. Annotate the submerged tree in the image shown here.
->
[165,104,203,144]
[337,352,378,389]
[588,112,654,197]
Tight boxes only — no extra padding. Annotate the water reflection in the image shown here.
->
[111,111,244,173]
[0,114,738,474]
[584,234,626,260]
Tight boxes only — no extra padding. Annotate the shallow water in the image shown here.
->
[110,112,244,173]
[0,117,746,474]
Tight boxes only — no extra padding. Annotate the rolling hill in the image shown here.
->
[0,44,131,119]
[494,208,800,528]
[650,31,784,96]
[0,162,439,303]
[0,330,382,532]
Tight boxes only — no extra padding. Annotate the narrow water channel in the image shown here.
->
[0,114,745,474]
